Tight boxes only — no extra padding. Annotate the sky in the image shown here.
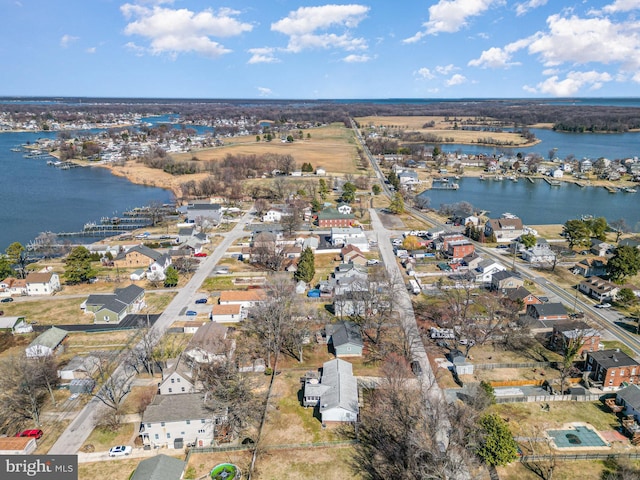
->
[2,0,640,99]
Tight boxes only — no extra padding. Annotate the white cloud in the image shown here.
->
[528,14,640,70]
[633,72,640,83]
[120,4,252,58]
[257,87,273,97]
[60,34,79,48]
[125,42,146,56]
[415,67,435,79]
[602,0,640,14]
[468,36,532,68]
[86,47,97,54]
[271,4,369,53]
[530,70,613,96]
[247,47,279,64]
[404,0,503,42]
[343,54,371,63]
[515,0,548,16]
[446,73,467,86]
[436,64,457,75]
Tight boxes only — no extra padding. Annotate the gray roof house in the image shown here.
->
[326,321,363,357]
[616,385,640,423]
[302,358,359,424]
[58,355,100,380]
[131,454,186,480]
[82,284,146,324]
[139,393,218,449]
[158,357,197,395]
[26,326,67,358]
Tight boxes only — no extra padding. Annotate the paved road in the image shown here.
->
[48,210,254,455]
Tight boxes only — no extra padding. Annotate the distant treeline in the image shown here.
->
[2,98,640,133]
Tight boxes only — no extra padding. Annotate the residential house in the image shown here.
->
[586,350,640,390]
[550,321,601,357]
[58,355,100,380]
[450,211,480,227]
[0,277,27,296]
[573,257,608,278]
[336,203,353,215]
[139,393,218,448]
[525,303,568,322]
[341,245,366,265]
[580,159,593,173]
[615,385,640,423]
[26,326,67,358]
[578,276,620,302]
[218,289,266,309]
[302,358,359,423]
[114,245,172,276]
[317,208,355,228]
[446,240,474,261]
[158,357,197,395]
[262,207,288,223]
[184,201,222,226]
[210,304,244,323]
[184,322,233,364]
[0,316,32,334]
[475,259,506,284]
[590,239,613,257]
[330,227,368,251]
[463,252,483,270]
[521,245,557,264]
[504,287,542,312]
[398,170,420,186]
[130,454,186,480]
[176,226,195,244]
[490,271,524,291]
[81,284,146,324]
[326,321,363,357]
[25,271,60,296]
[333,291,374,318]
[130,269,147,281]
[484,216,525,243]
[302,235,320,251]
[0,436,37,455]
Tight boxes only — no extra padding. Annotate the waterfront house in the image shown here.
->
[184,201,222,226]
[184,322,234,364]
[586,350,640,390]
[26,326,67,358]
[325,321,363,357]
[572,257,608,278]
[484,216,524,243]
[302,358,359,423]
[578,276,619,302]
[114,245,171,274]
[81,284,146,324]
[25,271,60,296]
[139,393,218,449]
[590,239,614,257]
[131,454,186,480]
[580,159,593,173]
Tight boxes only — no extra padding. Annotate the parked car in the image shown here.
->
[595,302,612,309]
[215,266,230,274]
[194,252,207,257]
[366,259,380,266]
[108,445,132,457]
[1,297,14,303]
[17,429,43,439]
[185,310,198,316]
[195,298,208,304]
[410,361,423,376]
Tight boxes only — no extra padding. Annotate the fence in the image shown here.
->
[495,394,601,404]
[490,379,546,388]
[476,361,558,370]
[520,452,640,463]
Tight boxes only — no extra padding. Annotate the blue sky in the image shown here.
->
[2,0,640,99]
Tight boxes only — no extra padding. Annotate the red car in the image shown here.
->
[17,429,43,439]
[194,252,207,257]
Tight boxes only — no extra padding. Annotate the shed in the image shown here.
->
[25,326,67,358]
[326,321,363,357]
[130,454,186,480]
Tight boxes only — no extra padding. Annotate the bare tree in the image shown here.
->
[126,321,163,377]
[93,360,136,429]
[521,426,557,480]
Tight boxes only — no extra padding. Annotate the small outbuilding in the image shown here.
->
[130,454,186,480]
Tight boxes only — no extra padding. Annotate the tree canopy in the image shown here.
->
[607,245,640,283]
[562,219,591,249]
[476,413,519,467]
[388,192,405,214]
[294,247,315,283]
[64,246,97,284]
[519,233,536,248]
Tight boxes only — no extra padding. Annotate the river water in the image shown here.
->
[0,131,173,251]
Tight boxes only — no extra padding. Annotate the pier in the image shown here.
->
[430,182,459,190]
[544,178,562,186]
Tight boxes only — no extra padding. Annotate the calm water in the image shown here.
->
[419,177,640,230]
[0,131,173,251]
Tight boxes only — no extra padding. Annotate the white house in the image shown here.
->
[302,358,359,423]
[184,322,234,364]
[475,259,506,284]
[158,358,197,395]
[218,289,266,309]
[0,277,27,296]
[521,245,557,264]
[0,316,32,334]
[26,326,67,358]
[262,207,290,223]
[330,227,369,251]
[139,393,217,449]
[58,355,100,380]
[550,168,564,178]
[210,304,244,323]
[0,437,37,455]
[25,271,60,296]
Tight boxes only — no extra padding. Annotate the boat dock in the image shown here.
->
[605,186,618,193]
[47,160,82,169]
[527,177,535,184]
[430,182,459,190]
[544,178,561,186]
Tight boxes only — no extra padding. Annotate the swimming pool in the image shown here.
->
[547,425,608,448]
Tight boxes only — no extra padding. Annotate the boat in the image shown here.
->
[624,187,637,193]
[495,175,504,181]
[10,147,22,152]
[479,175,485,181]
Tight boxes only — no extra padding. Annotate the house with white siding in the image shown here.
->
[25,271,60,296]
[302,358,359,424]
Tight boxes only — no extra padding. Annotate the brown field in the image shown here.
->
[497,460,607,480]
[186,450,253,479]
[253,446,361,480]
[83,422,136,452]
[356,115,537,147]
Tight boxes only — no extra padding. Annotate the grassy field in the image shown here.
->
[78,458,140,480]
[497,460,607,480]
[83,422,136,452]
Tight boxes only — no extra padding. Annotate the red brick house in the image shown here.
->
[550,321,600,357]
[316,208,355,228]
[447,242,475,261]
[586,350,640,390]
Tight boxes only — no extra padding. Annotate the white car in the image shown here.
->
[595,303,612,309]
[108,445,132,457]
